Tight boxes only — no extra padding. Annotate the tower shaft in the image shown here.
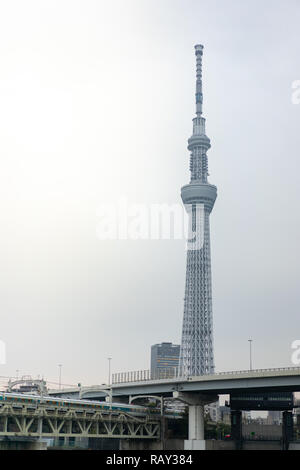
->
[179,45,217,376]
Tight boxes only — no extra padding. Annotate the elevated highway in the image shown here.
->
[49,366,300,401]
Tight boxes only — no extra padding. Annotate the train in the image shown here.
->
[0,392,180,418]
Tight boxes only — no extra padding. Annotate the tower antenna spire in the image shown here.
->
[179,44,217,377]
[195,44,204,117]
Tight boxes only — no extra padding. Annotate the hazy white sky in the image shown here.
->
[0,0,300,386]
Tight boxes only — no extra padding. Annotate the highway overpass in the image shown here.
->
[49,366,300,401]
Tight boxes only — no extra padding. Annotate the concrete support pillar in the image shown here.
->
[282,411,293,450]
[230,410,242,450]
[188,405,204,440]
[173,391,218,451]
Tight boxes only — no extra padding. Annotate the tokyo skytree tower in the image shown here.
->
[179,45,217,376]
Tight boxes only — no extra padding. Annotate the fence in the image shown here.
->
[112,366,300,385]
[112,367,180,384]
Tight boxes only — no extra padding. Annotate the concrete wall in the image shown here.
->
[120,439,185,450]
[121,439,237,450]
[0,439,47,450]
[288,442,300,450]
[242,441,282,451]
[120,440,163,450]
[205,440,235,450]
[164,439,184,450]
[242,423,282,439]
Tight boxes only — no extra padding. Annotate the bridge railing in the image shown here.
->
[217,366,300,376]
[112,368,183,384]
[112,366,300,385]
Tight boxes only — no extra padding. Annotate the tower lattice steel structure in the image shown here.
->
[179,45,217,376]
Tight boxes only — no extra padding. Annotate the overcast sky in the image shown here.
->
[0,0,299,386]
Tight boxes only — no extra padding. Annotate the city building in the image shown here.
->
[219,406,231,425]
[268,410,282,425]
[205,401,221,422]
[179,45,217,376]
[243,411,252,423]
[150,342,180,378]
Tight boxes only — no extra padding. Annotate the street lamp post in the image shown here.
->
[248,339,253,371]
[58,364,62,390]
[108,357,112,386]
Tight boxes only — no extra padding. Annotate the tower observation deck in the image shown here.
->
[179,45,217,376]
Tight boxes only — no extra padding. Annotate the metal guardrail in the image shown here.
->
[217,366,300,376]
[112,366,300,385]
[243,435,282,441]
[112,368,181,384]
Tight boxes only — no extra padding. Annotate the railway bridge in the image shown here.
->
[0,398,160,444]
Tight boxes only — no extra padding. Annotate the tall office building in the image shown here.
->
[151,342,180,378]
[179,45,217,376]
